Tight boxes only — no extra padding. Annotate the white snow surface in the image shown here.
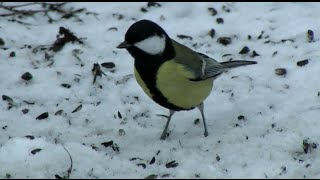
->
[0,2,320,178]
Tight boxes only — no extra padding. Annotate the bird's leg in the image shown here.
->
[160,110,175,140]
[198,103,208,137]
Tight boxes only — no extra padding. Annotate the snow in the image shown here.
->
[1,2,320,178]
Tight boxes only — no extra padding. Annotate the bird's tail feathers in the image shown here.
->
[220,60,257,69]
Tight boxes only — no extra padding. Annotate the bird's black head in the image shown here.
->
[117,19,174,59]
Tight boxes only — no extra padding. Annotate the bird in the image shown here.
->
[117,19,257,140]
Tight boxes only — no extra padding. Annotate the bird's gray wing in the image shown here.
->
[171,40,228,81]
[195,52,228,81]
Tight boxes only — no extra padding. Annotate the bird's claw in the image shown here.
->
[160,132,170,140]
[156,114,169,118]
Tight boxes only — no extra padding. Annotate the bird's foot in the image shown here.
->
[160,132,170,140]
[204,131,208,137]
[156,114,170,118]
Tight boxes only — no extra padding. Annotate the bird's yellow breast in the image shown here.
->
[156,60,213,109]
[134,60,214,110]
[134,67,153,98]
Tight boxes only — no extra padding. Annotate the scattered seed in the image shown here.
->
[9,51,16,57]
[272,51,278,57]
[217,37,232,46]
[61,84,71,88]
[101,62,116,69]
[281,39,294,43]
[208,28,215,38]
[115,74,133,85]
[283,84,290,89]
[144,174,158,179]
[23,100,35,105]
[72,104,82,113]
[216,17,224,24]
[280,166,286,175]
[118,111,122,119]
[55,109,63,116]
[150,157,156,164]
[165,161,179,168]
[112,13,124,20]
[238,115,246,121]
[92,63,107,84]
[222,54,232,57]
[21,72,33,81]
[36,112,49,120]
[31,148,42,155]
[112,143,120,152]
[91,144,98,151]
[22,108,29,114]
[306,164,311,168]
[161,174,170,178]
[239,46,250,54]
[0,38,5,46]
[208,7,218,16]
[222,5,231,12]
[312,143,317,149]
[275,68,287,76]
[177,34,193,40]
[302,138,317,154]
[108,27,118,31]
[118,129,126,136]
[137,163,146,169]
[251,50,260,57]
[25,135,35,140]
[297,59,309,67]
[147,2,161,7]
[55,174,63,179]
[258,31,264,39]
[130,157,144,161]
[216,155,221,162]
[248,35,252,40]
[101,141,113,148]
[307,30,314,42]
[140,7,148,13]
[194,118,200,125]
[2,125,7,130]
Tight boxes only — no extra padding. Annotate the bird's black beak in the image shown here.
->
[117,41,132,49]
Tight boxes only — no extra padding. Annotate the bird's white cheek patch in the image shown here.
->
[134,35,166,55]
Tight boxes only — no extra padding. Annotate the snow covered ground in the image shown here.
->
[1,2,320,178]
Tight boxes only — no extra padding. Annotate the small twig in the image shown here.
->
[0,2,42,9]
[0,2,67,17]
[62,146,73,179]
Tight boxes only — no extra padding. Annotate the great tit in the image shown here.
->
[117,19,257,140]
